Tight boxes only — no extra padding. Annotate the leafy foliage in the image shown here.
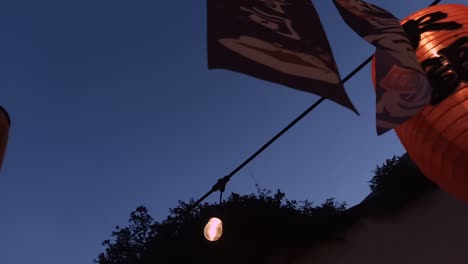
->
[96,154,437,264]
[359,153,438,220]
[95,206,157,264]
[369,153,437,193]
[95,188,346,264]
[369,155,400,192]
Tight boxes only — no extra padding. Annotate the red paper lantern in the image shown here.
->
[372,4,468,201]
[0,105,10,170]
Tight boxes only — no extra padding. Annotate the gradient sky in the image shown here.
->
[0,1,448,263]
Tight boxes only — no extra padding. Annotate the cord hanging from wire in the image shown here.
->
[187,0,442,214]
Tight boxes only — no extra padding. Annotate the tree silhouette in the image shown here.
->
[95,188,346,264]
[369,153,437,194]
[95,154,438,264]
[96,206,156,264]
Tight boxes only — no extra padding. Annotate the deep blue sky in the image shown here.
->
[0,0,444,263]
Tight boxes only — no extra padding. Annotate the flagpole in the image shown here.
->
[189,54,373,213]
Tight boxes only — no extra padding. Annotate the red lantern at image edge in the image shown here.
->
[0,105,10,170]
[372,4,468,202]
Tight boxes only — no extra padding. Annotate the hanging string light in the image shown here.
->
[203,177,227,242]
[204,217,223,242]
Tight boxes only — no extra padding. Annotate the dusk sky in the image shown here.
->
[0,1,450,263]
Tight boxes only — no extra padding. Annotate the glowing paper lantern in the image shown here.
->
[0,106,10,170]
[204,217,223,242]
[372,4,468,201]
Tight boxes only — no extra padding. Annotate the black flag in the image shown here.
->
[207,0,357,113]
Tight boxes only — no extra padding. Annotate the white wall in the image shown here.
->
[274,190,468,264]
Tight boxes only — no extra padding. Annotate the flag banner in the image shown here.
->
[207,0,357,113]
[373,48,432,135]
[332,0,424,73]
[333,0,432,134]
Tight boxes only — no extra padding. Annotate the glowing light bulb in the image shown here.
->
[203,217,223,242]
